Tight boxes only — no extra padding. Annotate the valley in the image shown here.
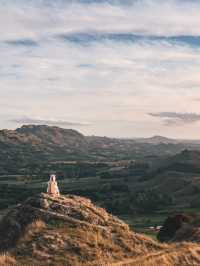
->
[1,125,200,264]
[1,125,200,237]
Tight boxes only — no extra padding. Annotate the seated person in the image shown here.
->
[47,174,60,196]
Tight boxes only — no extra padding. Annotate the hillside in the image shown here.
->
[0,124,196,177]
[0,125,89,176]
[1,125,200,217]
[1,194,200,266]
[134,135,179,144]
[16,125,87,150]
[0,124,88,155]
[158,213,200,244]
[0,124,192,177]
[152,149,200,174]
[0,193,161,265]
[135,149,200,209]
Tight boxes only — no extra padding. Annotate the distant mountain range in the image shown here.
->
[1,124,199,147]
[134,135,179,144]
[0,124,199,175]
[1,124,87,151]
[134,135,200,145]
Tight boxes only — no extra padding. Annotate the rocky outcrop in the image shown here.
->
[157,213,200,243]
[2,195,200,265]
[0,193,162,265]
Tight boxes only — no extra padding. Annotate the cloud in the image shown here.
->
[10,117,91,127]
[58,32,200,46]
[5,38,38,47]
[1,0,200,138]
[2,0,200,41]
[149,112,200,126]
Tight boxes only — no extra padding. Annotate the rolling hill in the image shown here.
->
[0,124,197,175]
[1,125,200,216]
[1,193,200,266]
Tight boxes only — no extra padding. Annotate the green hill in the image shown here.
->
[1,125,200,217]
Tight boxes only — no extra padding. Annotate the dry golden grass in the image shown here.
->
[17,219,46,244]
[12,220,164,266]
[10,220,200,266]
[0,253,16,266]
[109,242,200,266]
[2,194,200,266]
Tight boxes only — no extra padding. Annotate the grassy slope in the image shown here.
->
[0,175,165,240]
[1,193,200,266]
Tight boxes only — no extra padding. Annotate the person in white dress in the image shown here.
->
[47,174,60,196]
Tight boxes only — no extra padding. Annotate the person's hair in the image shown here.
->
[50,174,56,182]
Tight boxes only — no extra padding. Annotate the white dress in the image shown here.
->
[47,180,60,196]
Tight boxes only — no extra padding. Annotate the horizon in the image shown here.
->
[1,0,200,138]
[2,123,200,141]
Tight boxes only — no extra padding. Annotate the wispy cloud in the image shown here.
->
[58,32,200,46]
[10,117,91,127]
[5,38,38,47]
[149,112,200,126]
[1,0,200,138]
[2,0,200,41]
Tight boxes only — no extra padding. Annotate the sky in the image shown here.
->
[1,0,200,138]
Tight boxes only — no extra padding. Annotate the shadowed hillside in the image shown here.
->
[158,213,200,244]
[151,149,200,175]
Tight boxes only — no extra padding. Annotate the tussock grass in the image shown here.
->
[17,219,46,245]
[2,194,200,265]
[110,243,200,266]
[0,253,16,266]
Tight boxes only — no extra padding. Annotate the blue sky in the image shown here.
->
[1,0,200,138]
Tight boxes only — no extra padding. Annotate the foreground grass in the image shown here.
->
[0,253,16,266]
